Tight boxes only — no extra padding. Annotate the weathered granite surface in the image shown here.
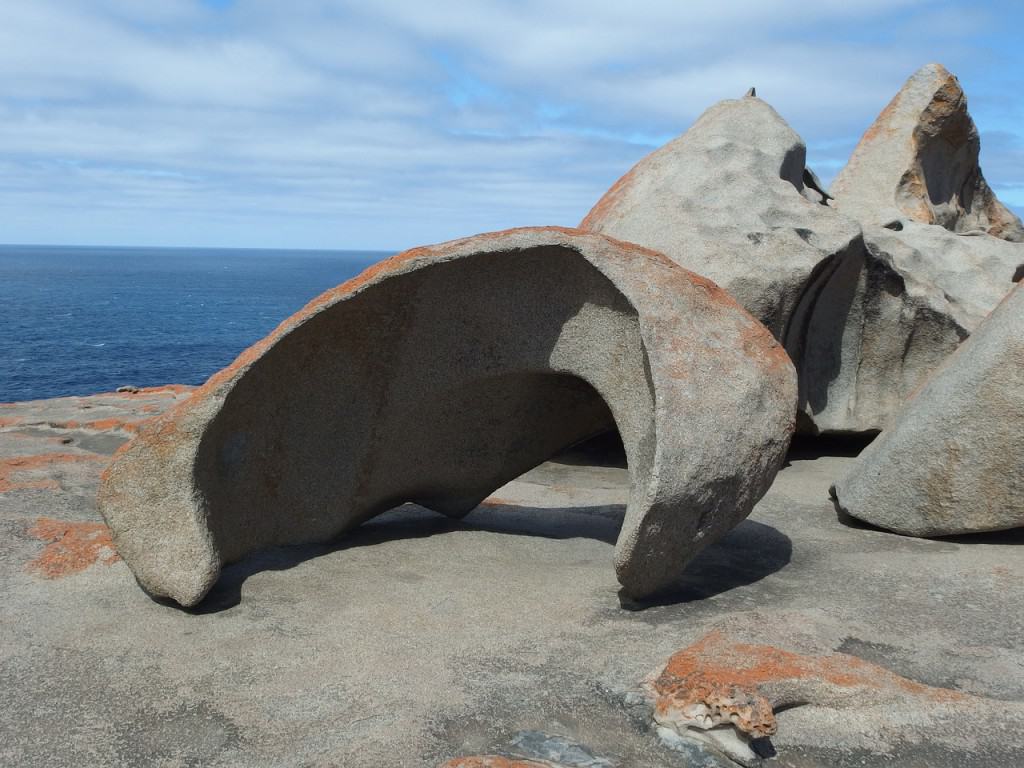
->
[97,227,796,608]
[3,391,1023,767]
[805,64,1024,435]
[832,282,1024,535]
[579,92,862,345]
[580,68,1024,436]
[831,63,1024,241]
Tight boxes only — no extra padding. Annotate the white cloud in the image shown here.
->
[0,0,1020,248]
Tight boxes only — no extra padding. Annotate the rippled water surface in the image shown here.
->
[0,245,386,401]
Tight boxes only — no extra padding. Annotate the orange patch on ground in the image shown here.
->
[657,631,964,704]
[0,453,104,493]
[440,758,549,768]
[26,517,120,578]
[0,416,23,428]
[49,417,150,433]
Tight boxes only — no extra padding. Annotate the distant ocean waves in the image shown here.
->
[0,245,386,402]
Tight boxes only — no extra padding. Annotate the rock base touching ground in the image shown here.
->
[832,282,1024,535]
[98,227,796,607]
[2,391,1023,766]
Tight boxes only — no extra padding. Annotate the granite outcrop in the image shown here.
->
[581,65,1024,434]
[97,227,797,607]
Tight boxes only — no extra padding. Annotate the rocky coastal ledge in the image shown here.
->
[2,387,1022,767]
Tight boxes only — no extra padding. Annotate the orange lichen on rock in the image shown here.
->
[653,633,778,738]
[579,166,640,231]
[49,417,151,433]
[26,517,120,578]
[0,453,104,493]
[478,497,515,508]
[440,758,550,768]
[652,631,966,739]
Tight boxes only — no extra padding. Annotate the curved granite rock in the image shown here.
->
[831,282,1024,536]
[98,227,797,607]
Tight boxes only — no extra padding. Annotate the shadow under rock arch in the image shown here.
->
[187,434,792,614]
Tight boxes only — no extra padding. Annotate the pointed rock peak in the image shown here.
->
[831,63,1024,241]
[579,95,814,237]
[745,86,757,98]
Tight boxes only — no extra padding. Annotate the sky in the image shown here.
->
[1,0,1022,251]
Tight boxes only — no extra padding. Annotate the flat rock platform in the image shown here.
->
[2,388,1021,767]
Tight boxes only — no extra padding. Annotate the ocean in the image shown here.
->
[0,244,388,402]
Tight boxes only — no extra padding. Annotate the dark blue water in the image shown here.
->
[0,245,387,402]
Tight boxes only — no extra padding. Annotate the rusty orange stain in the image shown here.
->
[478,497,516,508]
[440,758,550,768]
[26,517,120,578]
[656,631,965,706]
[48,417,152,433]
[0,453,105,493]
[0,416,23,428]
[740,322,794,375]
[580,165,640,231]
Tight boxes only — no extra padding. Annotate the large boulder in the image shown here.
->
[580,92,863,342]
[579,75,1023,435]
[98,227,797,607]
[577,93,883,433]
[807,64,1024,434]
[785,219,983,434]
[577,91,953,434]
[831,281,1024,536]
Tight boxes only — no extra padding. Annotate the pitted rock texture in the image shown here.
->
[581,73,1023,435]
[831,63,1024,240]
[832,282,1024,535]
[580,93,862,343]
[98,227,797,608]
[784,226,972,434]
[576,90,925,435]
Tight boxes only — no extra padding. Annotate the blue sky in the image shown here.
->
[1,0,1022,250]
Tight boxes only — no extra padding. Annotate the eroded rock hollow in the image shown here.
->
[99,227,797,607]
